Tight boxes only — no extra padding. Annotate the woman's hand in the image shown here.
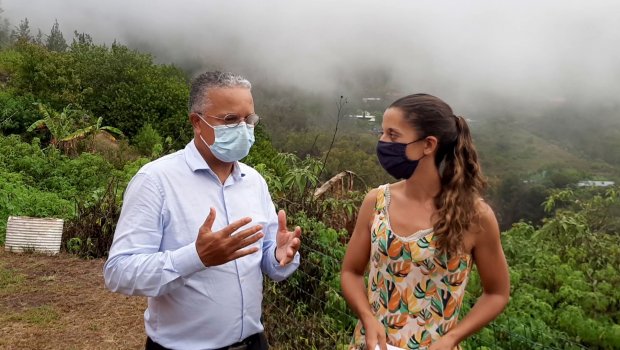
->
[428,333,458,350]
[362,317,388,350]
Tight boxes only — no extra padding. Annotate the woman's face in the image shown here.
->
[380,107,425,160]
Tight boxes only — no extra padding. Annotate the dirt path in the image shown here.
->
[0,249,147,350]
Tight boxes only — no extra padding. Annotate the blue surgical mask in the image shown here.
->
[376,139,425,179]
[197,116,255,163]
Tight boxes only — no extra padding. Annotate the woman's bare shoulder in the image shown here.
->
[472,198,500,237]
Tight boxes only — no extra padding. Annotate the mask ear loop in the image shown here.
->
[195,114,216,149]
[196,114,217,129]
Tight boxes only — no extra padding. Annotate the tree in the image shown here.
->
[10,17,32,43]
[45,19,67,52]
[34,29,44,46]
[67,42,189,141]
[71,30,93,47]
[3,39,190,143]
[0,3,10,47]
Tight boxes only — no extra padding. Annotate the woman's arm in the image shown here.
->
[341,189,389,350]
[431,202,510,350]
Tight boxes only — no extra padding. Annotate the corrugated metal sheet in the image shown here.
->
[4,216,64,255]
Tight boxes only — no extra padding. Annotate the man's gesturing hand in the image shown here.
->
[196,207,264,267]
[275,210,302,266]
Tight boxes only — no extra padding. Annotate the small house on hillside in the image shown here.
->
[346,110,376,122]
[576,180,615,188]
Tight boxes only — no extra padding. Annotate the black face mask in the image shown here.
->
[376,138,425,179]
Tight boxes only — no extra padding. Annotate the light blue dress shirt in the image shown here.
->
[103,140,300,350]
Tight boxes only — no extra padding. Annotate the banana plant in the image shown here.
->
[27,103,77,147]
[28,103,123,153]
[61,116,124,145]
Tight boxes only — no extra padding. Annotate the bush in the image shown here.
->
[0,90,39,135]
[0,134,119,200]
[263,214,354,349]
[0,169,74,243]
[462,188,620,349]
[61,178,120,258]
[132,122,163,157]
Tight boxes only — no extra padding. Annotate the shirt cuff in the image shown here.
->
[271,245,300,272]
[170,241,206,277]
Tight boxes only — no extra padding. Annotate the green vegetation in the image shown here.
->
[0,265,24,294]
[464,188,620,349]
[0,33,189,144]
[0,14,618,349]
[11,305,60,325]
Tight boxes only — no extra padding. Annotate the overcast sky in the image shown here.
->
[2,0,619,114]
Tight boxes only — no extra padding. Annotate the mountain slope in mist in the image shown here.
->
[472,116,619,181]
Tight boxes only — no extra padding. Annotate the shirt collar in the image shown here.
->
[184,139,245,181]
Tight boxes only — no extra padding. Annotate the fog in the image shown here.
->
[2,0,620,115]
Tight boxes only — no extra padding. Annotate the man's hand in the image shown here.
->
[196,207,264,267]
[275,210,301,266]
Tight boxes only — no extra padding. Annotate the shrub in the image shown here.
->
[0,169,74,243]
[132,122,163,157]
[61,178,120,258]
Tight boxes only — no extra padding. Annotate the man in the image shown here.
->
[104,71,301,350]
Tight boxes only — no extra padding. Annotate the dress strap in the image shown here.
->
[375,184,390,213]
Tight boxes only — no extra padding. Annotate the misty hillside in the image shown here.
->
[260,91,620,186]
[522,107,620,169]
[472,116,619,180]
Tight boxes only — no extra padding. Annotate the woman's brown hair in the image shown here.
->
[389,93,486,255]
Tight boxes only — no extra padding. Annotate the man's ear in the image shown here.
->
[189,113,201,131]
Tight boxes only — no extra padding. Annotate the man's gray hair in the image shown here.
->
[188,71,252,114]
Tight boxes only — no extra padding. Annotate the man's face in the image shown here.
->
[191,87,255,145]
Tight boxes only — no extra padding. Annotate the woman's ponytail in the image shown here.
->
[433,116,486,255]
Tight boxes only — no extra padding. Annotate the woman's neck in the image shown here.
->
[403,161,442,201]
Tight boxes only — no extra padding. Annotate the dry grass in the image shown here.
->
[0,249,146,350]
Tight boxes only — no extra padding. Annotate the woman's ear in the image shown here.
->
[424,136,439,155]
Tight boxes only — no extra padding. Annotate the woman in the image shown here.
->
[341,94,510,350]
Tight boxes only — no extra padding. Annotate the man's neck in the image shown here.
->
[209,160,234,184]
[194,138,234,184]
